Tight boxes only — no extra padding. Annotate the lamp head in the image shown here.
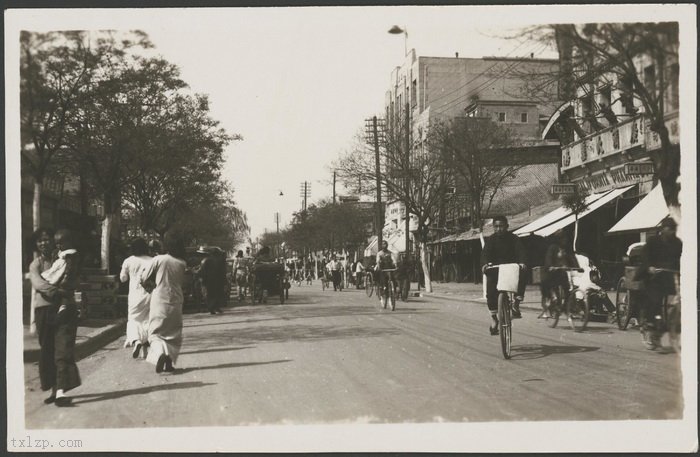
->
[388,25,405,35]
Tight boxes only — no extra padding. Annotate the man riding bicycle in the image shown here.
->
[480,216,528,335]
[636,217,682,350]
[375,240,397,303]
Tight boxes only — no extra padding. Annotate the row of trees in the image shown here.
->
[259,198,373,260]
[21,31,249,271]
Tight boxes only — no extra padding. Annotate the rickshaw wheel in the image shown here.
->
[615,277,632,330]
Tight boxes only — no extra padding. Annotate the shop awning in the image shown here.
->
[387,232,406,253]
[514,185,634,238]
[363,235,378,257]
[608,185,668,234]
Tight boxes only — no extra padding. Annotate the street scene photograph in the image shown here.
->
[4,3,697,453]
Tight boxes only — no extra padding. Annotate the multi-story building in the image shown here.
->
[532,28,680,266]
[380,50,561,263]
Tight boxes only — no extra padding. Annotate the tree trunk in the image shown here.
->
[573,214,579,252]
[101,213,112,273]
[419,241,432,293]
[32,180,42,232]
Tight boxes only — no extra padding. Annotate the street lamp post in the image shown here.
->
[388,25,408,56]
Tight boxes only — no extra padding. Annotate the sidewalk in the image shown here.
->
[23,318,127,363]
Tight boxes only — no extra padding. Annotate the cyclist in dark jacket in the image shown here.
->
[480,216,527,334]
[636,217,682,349]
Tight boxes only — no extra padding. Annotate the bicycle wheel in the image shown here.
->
[365,274,374,297]
[566,294,589,332]
[615,278,633,330]
[389,281,396,311]
[498,292,512,359]
[547,286,563,328]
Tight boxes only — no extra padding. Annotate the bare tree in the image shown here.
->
[525,23,681,224]
[428,116,524,231]
[335,111,451,292]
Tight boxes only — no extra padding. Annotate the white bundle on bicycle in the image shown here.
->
[496,263,520,293]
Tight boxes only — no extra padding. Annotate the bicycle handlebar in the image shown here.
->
[379,268,397,272]
[484,264,524,271]
[548,266,584,273]
[651,267,680,274]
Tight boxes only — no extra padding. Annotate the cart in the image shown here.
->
[249,262,287,304]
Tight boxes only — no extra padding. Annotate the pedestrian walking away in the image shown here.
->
[480,216,528,334]
[196,246,227,314]
[120,238,152,359]
[28,228,82,407]
[141,232,187,373]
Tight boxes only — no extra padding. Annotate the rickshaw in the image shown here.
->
[249,262,287,304]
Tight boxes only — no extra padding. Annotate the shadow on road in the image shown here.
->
[173,359,291,374]
[179,346,255,356]
[70,381,216,405]
[509,344,599,360]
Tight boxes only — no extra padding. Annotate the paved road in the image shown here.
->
[24,284,683,428]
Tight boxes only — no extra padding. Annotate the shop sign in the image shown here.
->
[550,183,577,195]
[624,162,655,176]
[576,166,647,193]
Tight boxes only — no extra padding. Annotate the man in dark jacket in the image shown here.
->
[636,217,682,349]
[480,216,528,334]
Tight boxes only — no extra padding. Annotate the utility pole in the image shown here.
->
[365,116,384,250]
[299,181,311,211]
[274,212,280,257]
[332,171,336,204]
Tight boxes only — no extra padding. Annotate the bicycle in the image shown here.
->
[485,264,523,360]
[365,270,374,298]
[545,266,588,331]
[640,268,681,352]
[377,268,398,311]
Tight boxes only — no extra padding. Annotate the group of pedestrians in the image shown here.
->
[119,233,189,373]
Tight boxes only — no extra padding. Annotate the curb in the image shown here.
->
[24,318,127,363]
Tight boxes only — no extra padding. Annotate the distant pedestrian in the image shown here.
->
[142,232,187,373]
[232,250,249,301]
[326,254,343,291]
[196,247,227,314]
[119,238,152,358]
[28,228,81,406]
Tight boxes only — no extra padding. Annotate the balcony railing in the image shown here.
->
[561,112,679,170]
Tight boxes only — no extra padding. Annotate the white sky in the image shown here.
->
[4,5,690,242]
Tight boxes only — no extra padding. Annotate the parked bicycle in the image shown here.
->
[485,263,523,359]
[365,271,375,298]
[546,266,588,331]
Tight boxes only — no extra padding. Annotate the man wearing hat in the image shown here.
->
[637,217,682,349]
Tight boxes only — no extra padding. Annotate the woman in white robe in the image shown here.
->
[141,232,187,373]
[119,238,152,358]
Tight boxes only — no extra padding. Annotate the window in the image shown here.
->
[618,75,635,114]
[669,63,679,111]
[496,112,506,122]
[644,64,656,94]
[411,78,417,108]
[520,112,528,123]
